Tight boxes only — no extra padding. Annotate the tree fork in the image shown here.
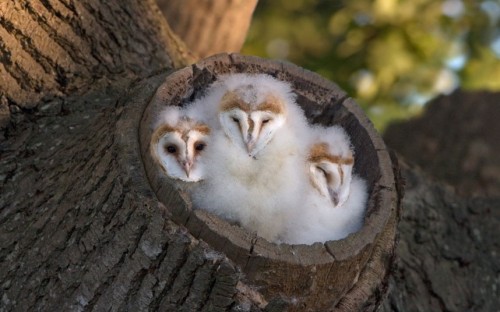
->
[156,0,258,58]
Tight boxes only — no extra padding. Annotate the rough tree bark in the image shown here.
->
[0,0,192,118]
[384,90,500,197]
[380,161,499,312]
[0,1,251,310]
[156,0,258,58]
[381,92,500,311]
[0,1,497,311]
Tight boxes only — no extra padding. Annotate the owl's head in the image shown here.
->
[216,74,294,157]
[151,107,210,182]
[218,90,286,157]
[308,141,354,207]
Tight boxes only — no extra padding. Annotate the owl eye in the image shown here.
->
[318,166,328,177]
[232,117,239,123]
[262,118,271,124]
[195,142,206,151]
[165,145,177,154]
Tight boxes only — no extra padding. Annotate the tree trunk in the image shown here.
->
[0,0,192,133]
[384,90,500,197]
[380,161,500,312]
[140,53,402,311]
[0,51,401,310]
[1,1,496,311]
[156,0,258,58]
[0,1,400,310]
[0,72,255,311]
[381,91,500,311]
[0,1,251,310]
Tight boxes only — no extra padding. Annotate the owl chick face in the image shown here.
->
[151,119,210,182]
[218,90,286,157]
[308,143,354,207]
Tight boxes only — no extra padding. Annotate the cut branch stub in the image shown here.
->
[139,53,401,311]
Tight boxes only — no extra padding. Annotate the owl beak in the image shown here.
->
[246,135,256,155]
[328,187,340,208]
[246,141,256,154]
[182,160,193,177]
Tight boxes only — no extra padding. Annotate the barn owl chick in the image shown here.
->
[150,106,210,182]
[308,126,354,208]
[281,125,366,244]
[188,74,310,242]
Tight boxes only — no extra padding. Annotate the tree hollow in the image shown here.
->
[139,53,401,311]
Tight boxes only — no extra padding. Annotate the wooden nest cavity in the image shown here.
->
[139,53,401,311]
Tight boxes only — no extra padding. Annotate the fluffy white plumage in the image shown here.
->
[268,124,367,244]
[187,74,311,242]
[154,73,368,244]
[150,106,211,182]
[284,175,368,245]
[307,125,355,208]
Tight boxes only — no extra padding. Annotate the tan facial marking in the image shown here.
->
[151,124,178,145]
[176,120,210,141]
[193,124,211,135]
[308,143,354,165]
[257,94,285,114]
[248,118,255,134]
[220,91,250,112]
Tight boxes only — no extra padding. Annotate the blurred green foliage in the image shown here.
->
[242,0,500,131]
